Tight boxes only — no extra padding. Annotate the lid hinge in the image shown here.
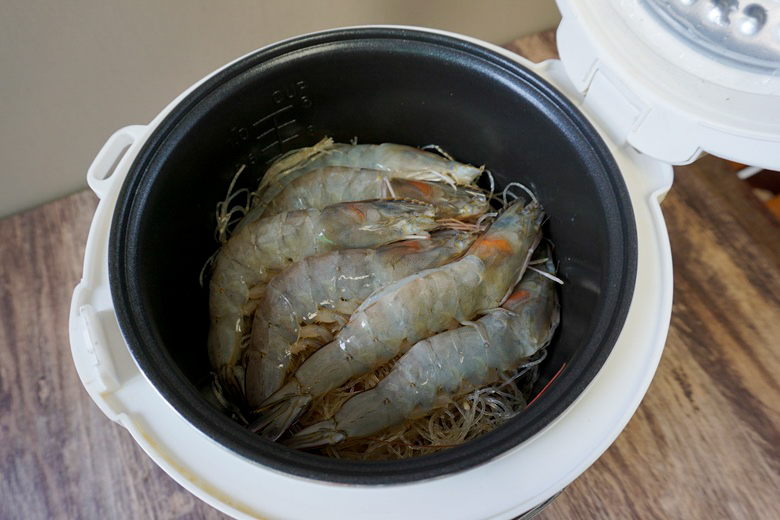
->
[581,66,648,147]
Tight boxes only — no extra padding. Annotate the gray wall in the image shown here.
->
[0,0,560,217]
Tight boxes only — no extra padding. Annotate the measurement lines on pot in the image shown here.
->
[227,80,316,162]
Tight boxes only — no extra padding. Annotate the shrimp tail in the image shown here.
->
[256,137,334,193]
[250,382,310,440]
[284,419,345,449]
[237,138,336,231]
[244,351,284,409]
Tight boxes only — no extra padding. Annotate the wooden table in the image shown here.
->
[2,30,779,520]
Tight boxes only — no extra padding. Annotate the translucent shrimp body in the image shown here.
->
[239,140,484,229]
[207,200,437,373]
[262,166,489,220]
[245,230,477,405]
[251,198,544,438]
[291,141,483,181]
[287,256,560,449]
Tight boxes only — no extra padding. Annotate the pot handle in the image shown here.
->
[87,125,146,199]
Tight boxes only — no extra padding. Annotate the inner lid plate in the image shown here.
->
[555,0,780,169]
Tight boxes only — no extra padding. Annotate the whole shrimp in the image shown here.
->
[286,254,560,449]
[250,197,544,439]
[245,230,478,405]
[237,138,484,230]
[262,166,488,220]
[208,200,437,379]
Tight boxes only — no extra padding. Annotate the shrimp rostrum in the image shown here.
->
[286,254,560,449]
[250,197,545,439]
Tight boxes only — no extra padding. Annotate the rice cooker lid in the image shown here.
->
[556,0,780,170]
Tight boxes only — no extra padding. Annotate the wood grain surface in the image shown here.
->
[2,30,779,520]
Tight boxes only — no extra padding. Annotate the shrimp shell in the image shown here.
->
[245,230,477,405]
[251,198,544,439]
[286,254,560,449]
[262,166,489,220]
[208,200,437,373]
[238,140,484,230]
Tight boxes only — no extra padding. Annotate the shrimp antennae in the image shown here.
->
[493,351,548,393]
[527,266,564,285]
[484,169,496,202]
[421,143,455,161]
[215,164,249,243]
[503,182,537,205]
[381,177,397,199]
[475,212,497,228]
[424,170,458,190]
[434,218,486,233]
[198,248,222,288]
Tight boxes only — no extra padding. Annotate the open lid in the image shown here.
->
[556,0,780,170]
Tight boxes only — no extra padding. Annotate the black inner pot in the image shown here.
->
[110,28,637,484]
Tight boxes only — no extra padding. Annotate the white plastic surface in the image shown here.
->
[86,125,146,199]
[69,28,674,520]
[72,123,152,422]
[556,0,780,170]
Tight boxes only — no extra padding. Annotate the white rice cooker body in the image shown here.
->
[70,1,780,513]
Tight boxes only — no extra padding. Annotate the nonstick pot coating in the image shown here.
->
[110,28,637,484]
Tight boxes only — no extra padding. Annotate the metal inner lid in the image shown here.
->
[642,0,780,72]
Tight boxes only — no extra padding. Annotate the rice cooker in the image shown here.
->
[69,0,780,518]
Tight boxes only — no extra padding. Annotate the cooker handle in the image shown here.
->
[87,125,146,199]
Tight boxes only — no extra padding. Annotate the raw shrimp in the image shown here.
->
[245,230,478,405]
[251,198,544,438]
[208,200,437,377]
[237,139,484,230]
[262,166,489,220]
[286,254,560,449]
